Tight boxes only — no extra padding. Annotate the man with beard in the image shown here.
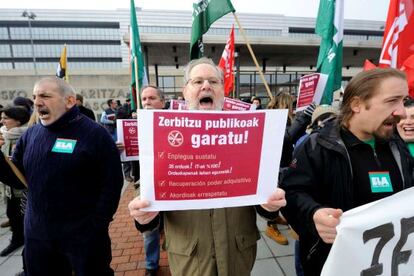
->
[0,77,123,275]
[128,57,286,276]
[280,68,414,275]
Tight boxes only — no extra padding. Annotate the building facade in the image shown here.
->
[0,8,385,112]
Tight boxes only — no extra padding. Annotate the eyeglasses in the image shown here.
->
[187,77,223,88]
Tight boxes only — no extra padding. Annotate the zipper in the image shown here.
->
[306,238,320,262]
[372,147,382,168]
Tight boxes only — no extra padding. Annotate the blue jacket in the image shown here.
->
[12,106,123,240]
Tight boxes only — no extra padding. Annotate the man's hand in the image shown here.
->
[313,208,343,244]
[261,188,286,212]
[128,196,159,225]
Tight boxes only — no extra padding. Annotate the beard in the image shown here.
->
[373,126,394,140]
[373,116,401,140]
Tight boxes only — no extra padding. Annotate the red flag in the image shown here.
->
[363,59,377,71]
[218,25,235,97]
[379,0,414,68]
[401,54,414,98]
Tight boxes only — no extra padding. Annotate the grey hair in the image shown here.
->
[34,77,76,97]
[141,85,165,101]
[183,57,223,83]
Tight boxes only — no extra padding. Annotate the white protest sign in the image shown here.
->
[322,187,414,276]
[116,119,139,161]
[138,110,287,211]
[296,73,328,111]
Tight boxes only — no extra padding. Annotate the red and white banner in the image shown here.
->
[322,187,414,276]
[218,25,235,97]
[169,99,187,110]
[117,119,139,161]
[379,0,414,68]
[138,110,287,211]
[296,73,328,111]
[222,97,256,111]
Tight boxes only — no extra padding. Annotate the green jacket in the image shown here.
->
[164,206,260,276]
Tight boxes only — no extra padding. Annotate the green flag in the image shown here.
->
[190,0,235,60]
[316,0,344,104]
[130,0,147,110]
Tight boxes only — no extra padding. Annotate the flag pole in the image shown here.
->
[232,73,236,98]
[65,44,69,83]
[134,56,141,110]
[2,153,27,188]
[232,12,273,101]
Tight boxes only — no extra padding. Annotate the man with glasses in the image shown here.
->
[128,57,286,276]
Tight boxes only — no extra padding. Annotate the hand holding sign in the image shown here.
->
[260,188,286,212]
[128,196,159,225]
[313,208,343,243]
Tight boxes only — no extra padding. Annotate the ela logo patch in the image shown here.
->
[52,138,77,154]
[369,171,393,193]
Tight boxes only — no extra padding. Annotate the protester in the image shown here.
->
[265,94,315,246]
[75,94,95,121]
[295,104,338,147]
[121,85,165,276]
[251,96,262,109]
[0,106,30,257]
[280,68,414,275]
[0,77,123,275]
[267,92,294,124]
[122,98,133,118]
[128,57,286,276]
[292,104,338,276]
[396,97,414,156]
[100,98,118,141]
[138,86,166,276]
[12,97,33,114]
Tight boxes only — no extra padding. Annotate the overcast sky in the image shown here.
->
[2,0,389,21]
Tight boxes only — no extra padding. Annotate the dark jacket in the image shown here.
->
[78,105,96,121]
[5,106,123,240]
[280,120,414,275]
[280,111,312,168]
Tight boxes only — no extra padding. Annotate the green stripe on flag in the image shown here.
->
[316,0,344,105]
[190,0,235,60]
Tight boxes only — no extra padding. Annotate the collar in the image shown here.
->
[341,127,393,148]
[41,106,81,131]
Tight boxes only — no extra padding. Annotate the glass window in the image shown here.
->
[0,28,9,39]
[0,45,11,58]
[0,63,13,70]
[276,74,291,84]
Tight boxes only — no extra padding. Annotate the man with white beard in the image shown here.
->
[129,57,286,276]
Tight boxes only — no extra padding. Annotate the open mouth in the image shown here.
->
[383,117,399,127]
[199,96,214,108]
[37,109,49,118]
[403,126,414,134]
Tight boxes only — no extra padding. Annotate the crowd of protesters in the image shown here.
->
[0,58,413,276]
